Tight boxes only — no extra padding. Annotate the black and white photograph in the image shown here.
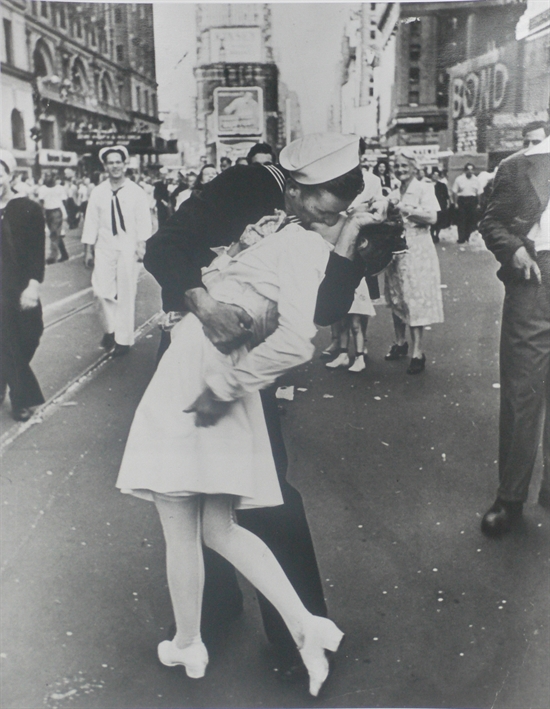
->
[1,1,549,708]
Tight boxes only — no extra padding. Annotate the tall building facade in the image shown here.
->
[336,3,399,142]
[385,0,526,161]
[1,1,167,175]
[194,3,281,166]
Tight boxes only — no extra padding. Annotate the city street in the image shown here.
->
[1,229,548,709]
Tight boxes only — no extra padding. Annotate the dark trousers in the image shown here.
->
[498,251,550,502]
[456,197,478,242]
[0,300,45,411]
[157,329,327,650]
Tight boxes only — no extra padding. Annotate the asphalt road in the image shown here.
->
[1,229,548,709]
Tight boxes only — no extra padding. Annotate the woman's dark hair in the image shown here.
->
[194,164,217,190]
[291,165,364,202]
[373,160,391,187]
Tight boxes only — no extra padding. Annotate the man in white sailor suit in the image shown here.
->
[82,145,152,356]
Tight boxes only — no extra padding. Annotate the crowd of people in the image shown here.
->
[1,121,548,698]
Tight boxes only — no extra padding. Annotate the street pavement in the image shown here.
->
[1,229,548,709]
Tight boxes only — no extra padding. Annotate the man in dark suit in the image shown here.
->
[479,124,550,536]
[0,150,46,422]
[144,134,368,673]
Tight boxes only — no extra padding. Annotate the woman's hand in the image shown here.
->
[396,201,436,226]
[184,387,232,427]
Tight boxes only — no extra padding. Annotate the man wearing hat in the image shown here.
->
[144,134,369,673]
[82,146,152,356]
[0,149,46,421]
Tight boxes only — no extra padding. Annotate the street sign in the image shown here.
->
[214,87,263,137]
[64,130,153,152]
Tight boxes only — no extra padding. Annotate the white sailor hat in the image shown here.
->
[0,149,17,175]
[279,133,360,185]
[99,145,129,163]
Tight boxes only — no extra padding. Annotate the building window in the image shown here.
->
[33,44,49,78]
[370,30,376,40]
[41,2,49,19]
[58,4,66,29]
[115,7,123,23]
[371,3,376,10]
[116,44,124,62]
[76,18,82,39]
[40,120,54,149]
[11,109,26,150]
[136,86,141,112]
[409,19,421,38]
[408,91,419,106]
[101,75,111,104]
[409,43,421,61]
[71,59,87,94]
[369,87,374,97]
[31,2,38,16]
[151,93,157,116]
[90,26,96,46]
[409,67,420,83]
[144,90,149,115]
[3,19,13,65]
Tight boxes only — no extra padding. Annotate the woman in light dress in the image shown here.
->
[116,167,377,695]
[384,149,444,374]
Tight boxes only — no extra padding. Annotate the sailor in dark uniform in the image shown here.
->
[144,134,368,674]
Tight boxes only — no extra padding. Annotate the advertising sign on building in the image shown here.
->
[64,130,154,152]
[38,149,78,167]
[215,87,263,137]
[208,27,263,63]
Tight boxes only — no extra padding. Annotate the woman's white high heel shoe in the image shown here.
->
[157,639,209,678]
[297,616,344,697]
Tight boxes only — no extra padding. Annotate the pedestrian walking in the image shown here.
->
[430,167,451,243]
[153,169,171,227]
[0,150,46,422]
[118,134,379,695]
[144,133,367,679]
[452,162,481,243]
[38,175,69,264]
[384,149,444,374]
[479,130,550,536]
[81,146,152,357]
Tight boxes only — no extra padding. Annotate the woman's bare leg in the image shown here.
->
[392,313,407,346]
[410,325,424,359]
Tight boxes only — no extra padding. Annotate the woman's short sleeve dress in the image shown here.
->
[116,225,331,510]
[384,179,444,327]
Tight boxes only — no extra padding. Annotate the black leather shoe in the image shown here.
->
[112,343,130,358]
[538,488,550,510]
[407,354,426,375]
[100,333,115,350]
[385,342,408,360]
[481,499,523,537]
[12,407,33,422]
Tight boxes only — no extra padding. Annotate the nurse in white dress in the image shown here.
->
[116,134,377,696]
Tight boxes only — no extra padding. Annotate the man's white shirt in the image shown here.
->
[452,173,481,198]
[81,179,152,252]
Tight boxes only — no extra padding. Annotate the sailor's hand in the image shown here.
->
[184,387,231,427]
[511,246,541,284]
[334,203,382,259]
[185,288,253,354]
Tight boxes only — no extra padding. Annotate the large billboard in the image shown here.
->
[214,87,263,137]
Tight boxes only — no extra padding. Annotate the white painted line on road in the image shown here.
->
[43,287,93,314]
[0,311,162,455]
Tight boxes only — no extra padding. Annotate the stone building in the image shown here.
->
[1,1,165,175]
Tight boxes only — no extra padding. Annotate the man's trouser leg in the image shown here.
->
[456,199,466,242]
[113,250,139,346]
[498,252,550,503]
[46,208,63,261]
[91,247,118,338]
[0,301,45,411]
[238,386,328,651]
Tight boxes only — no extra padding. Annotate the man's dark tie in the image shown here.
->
[111,188,126,235]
